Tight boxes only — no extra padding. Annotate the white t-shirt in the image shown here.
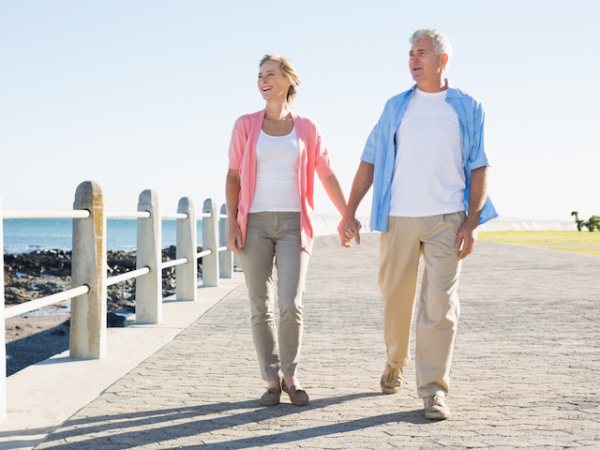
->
[389,88,466,217]
[249,129,302,213]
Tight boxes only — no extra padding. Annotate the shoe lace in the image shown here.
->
[384,366,400,382]
[430,395,445,406]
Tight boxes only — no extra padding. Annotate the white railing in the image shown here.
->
[0,180,233,421]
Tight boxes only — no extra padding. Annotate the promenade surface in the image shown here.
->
[7,233,600,449]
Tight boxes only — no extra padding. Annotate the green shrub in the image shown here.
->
[571,211,585,231]
[584,215,600,232]
[573,211,600,232]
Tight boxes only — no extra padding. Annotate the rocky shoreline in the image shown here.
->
[3,246,207,376]
[3,245,204,312]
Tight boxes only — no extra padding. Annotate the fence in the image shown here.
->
[0,180,233,421]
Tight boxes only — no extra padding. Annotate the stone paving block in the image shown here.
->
[35,236,600,449]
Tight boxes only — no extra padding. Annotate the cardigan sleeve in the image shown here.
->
[313,124,335,180]
[228,117,247,170]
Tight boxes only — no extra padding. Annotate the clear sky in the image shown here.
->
[1,0,599,222]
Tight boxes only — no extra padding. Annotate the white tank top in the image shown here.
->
[249,128,302,213]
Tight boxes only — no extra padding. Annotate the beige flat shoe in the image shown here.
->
[260,386,281,406]
[281,378,309,406]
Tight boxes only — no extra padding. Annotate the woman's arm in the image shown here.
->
[321,174,362,248]
[338,161,374,246]
[226,169,243,255]
[321,174,347,216]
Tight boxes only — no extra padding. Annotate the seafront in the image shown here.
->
[2,233,600,449]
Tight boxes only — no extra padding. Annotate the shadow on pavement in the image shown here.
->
[34,392,430,449]
[5,321,70,376]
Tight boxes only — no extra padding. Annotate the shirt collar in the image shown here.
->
[407,79,461,98]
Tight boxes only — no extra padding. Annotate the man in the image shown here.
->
[338,29,497,420]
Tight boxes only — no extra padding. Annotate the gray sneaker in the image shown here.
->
[380,363,403,394]
[423,394,451,420]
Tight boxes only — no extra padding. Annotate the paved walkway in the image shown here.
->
[27,235,600,448]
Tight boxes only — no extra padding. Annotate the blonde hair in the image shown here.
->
[259,54,301,104]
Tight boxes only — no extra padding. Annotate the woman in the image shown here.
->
[226,54,356,406]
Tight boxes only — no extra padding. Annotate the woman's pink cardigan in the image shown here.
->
[228,109,335,255]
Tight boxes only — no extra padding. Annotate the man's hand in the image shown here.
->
[455,220,478,259]
[227,222,243,255]
[338,217,362,247]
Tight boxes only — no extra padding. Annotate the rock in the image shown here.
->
[107,306,135,328]
[4,246,205,310]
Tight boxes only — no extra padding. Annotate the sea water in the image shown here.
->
[2,219,205,254]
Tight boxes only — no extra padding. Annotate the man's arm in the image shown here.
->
[337,161,374,246]
[455,166,488,259]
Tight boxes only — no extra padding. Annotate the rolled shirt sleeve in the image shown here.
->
[466,102,490,171]
[361,121,379,165]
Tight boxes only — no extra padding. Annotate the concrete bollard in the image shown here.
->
[136,190,162,324]
[219,203,233,279]
[202,198,219,287]
[1,196,6,421]
[71,181,107,359]
[176,197,197,301]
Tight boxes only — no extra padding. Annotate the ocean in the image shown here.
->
[2,219,206,254]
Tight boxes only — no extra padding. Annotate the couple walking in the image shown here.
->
[226,28,498,420]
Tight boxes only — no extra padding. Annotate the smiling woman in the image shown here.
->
[224,53,359,407]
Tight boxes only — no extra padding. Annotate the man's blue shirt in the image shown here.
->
[361,82,498,232]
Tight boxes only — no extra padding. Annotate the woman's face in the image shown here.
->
[258,60,291,103]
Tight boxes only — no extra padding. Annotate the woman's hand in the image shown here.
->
[338,216,362,247]
[227,221,243,255]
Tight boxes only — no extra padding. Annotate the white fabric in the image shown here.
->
[389,88,466,217]
[250,129,302,213]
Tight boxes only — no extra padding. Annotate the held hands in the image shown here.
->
[227,222,243,255]
[455,220,478,259]
[337,216,362,248]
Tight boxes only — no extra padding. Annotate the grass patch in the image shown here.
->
[478,230,600,256]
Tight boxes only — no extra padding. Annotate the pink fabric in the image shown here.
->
[228,109,335,255]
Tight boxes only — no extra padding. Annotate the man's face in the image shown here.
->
[409,37,447,84]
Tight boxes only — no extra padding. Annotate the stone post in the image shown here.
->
[219,203,233,279]
[136,190,162,324]
[71,181,107,359]
[202,198,219,287]
[176,197,197,301]
[0,196,6,421]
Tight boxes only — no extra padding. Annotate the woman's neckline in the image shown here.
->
[260,128,295,138]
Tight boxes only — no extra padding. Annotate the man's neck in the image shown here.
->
[416,77,447,93]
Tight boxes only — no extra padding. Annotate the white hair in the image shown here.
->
[409,28,453,66]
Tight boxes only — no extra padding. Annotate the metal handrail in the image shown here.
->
[162,213,188,220]
[4,285,90,320]
[197,213,211,219]
[2,209,91,219]
[106,211,151,219]
[217,246,227,252]
[196,249,212,259]
[160,258,188,270]
[107,267,150,286]
[3,210,157,220]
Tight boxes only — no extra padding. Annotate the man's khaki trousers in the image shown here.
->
[379,212,466,398]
